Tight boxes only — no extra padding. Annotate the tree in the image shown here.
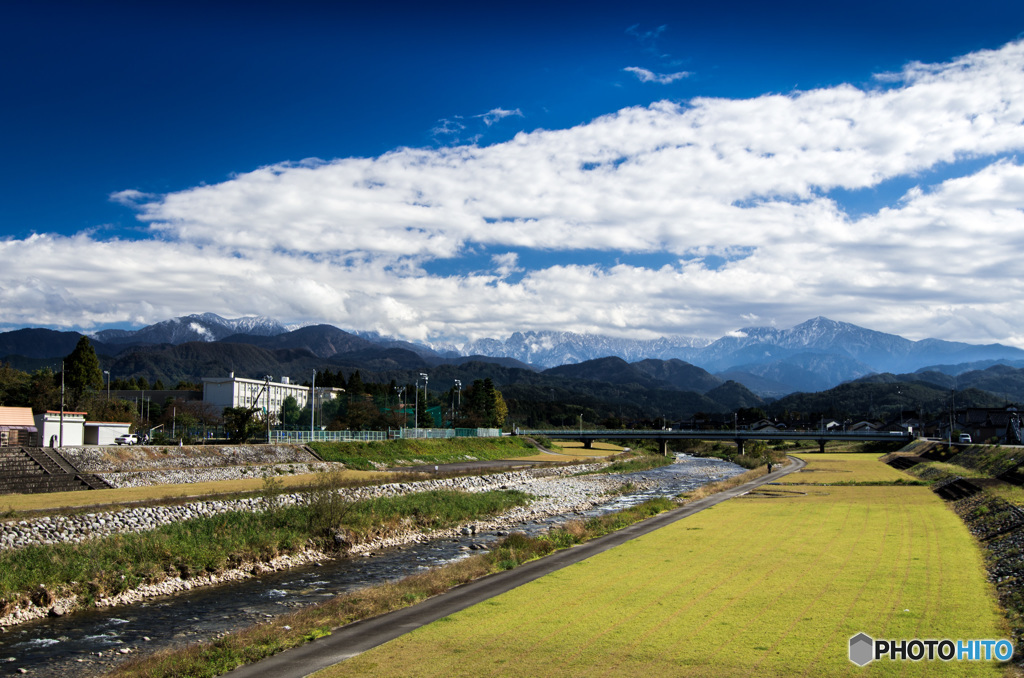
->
[457,378,508,429]
[346,370,365,395]
[28,367,61,414]
[223,406,264,443]
[279,395,302,429]
[64,337,103,395]
[0,363,30,406]
[346,396,380,431]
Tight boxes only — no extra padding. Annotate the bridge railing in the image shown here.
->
[520,429,912,438]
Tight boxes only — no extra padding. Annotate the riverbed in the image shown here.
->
[0,454,744,677]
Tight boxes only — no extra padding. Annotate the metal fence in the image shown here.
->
[269,428,502,444]
[270,430,390,444]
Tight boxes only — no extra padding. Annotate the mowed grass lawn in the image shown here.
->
[319,455,1009,677]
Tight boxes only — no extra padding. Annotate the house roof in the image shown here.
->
[0,406,35,427]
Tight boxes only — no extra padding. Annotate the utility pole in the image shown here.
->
[59,361,65,447]
[395,386,406,432]
[104,370,110,401]
[311,369,316,441]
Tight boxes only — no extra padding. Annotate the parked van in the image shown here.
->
[958,433,972,444]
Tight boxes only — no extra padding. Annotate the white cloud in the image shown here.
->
[7,40,1024,347]
[477,108,524,126]
[624,66,690,84]
[491,252,522,278]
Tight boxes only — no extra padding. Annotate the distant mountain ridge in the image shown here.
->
[443,330,711,367]
[92,313,286,346]
[3,314,1024,397]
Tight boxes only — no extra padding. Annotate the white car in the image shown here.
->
[115,433,139,445]
[958,433,972,444]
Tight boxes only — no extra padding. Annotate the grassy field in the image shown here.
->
[321,455,1010,677]
[774,453,916,484]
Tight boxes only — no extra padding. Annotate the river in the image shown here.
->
[0,454,744,677]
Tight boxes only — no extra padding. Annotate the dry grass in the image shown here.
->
[679,463,774,503]
[775,453,912,484]
[507,439,623,462]
[0,470,379,514]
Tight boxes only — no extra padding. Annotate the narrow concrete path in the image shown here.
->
[227,456,807,678]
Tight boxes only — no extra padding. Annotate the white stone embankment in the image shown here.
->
[57,444,320,473]
[0,466,613,551]
[0,464,653,627]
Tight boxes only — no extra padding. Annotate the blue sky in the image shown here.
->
[3,1,1024,348]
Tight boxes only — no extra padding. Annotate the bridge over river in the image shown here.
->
[518,428,915,455]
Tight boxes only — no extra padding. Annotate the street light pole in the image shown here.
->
[453,379,462,426]
[265,375,272,444]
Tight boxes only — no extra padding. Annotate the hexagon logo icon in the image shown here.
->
[849,633,874,666]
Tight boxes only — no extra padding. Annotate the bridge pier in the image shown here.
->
[658,439,669,456]
[817,439,828,454]
[734,438,745,455]
[581,438,593,450]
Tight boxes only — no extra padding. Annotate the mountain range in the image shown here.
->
[2,314,1024,401]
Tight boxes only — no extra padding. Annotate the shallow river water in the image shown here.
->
[0,455,744,676]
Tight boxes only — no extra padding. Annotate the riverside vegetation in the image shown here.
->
[0,471,531,619]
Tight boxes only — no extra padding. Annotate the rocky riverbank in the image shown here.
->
[100,461,344,487]
[57,444,320,473]
[0,463,650,627]
[0,466,611,551]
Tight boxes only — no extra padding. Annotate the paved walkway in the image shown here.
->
[227,456,807,678]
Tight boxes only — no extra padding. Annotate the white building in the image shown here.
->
[84,420,132,445]
[33,412,133,447]
[35,411,86,447]
[202,373,343,413]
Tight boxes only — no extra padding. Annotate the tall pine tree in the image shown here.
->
[64,337,103,394]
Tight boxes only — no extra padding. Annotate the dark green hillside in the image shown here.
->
[0,328,96,360]
[768,378,1004,420]
[543,357,667,390]
[704,380,764,410]
[108,342,325,385]
[908,364,1024,402]
[632,358,722,393]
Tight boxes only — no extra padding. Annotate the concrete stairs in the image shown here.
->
[0,447,112,495]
